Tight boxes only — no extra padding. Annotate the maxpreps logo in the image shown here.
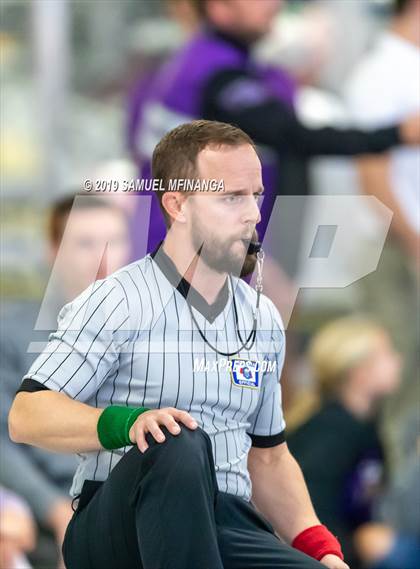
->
[230,359,260,389]
[193,358,276,388]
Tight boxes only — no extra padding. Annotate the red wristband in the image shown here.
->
[292,524,344,561]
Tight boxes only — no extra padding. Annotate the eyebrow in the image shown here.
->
[221,186,265,196]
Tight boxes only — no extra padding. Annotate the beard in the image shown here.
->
[240,250,258,278]
[191,218,258,277]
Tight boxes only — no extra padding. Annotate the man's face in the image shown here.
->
[209,0,281,41]
[51,207,131,298]
[185,143,263,275]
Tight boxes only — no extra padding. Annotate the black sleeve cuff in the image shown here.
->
[248,429,286,448]
[383,125,401,146]
[16,378,51,394]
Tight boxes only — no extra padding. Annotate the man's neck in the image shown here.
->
[162,237,227,306]
[391,13,420,48]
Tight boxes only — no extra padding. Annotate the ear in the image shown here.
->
[161,192,187,224]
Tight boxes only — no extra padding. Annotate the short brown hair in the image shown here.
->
[152,119,255,226]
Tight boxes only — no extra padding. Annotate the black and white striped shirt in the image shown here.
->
[20,246,286,501]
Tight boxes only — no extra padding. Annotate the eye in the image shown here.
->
[223,195,243,204]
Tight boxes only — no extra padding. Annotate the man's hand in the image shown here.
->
[399,113,420,145]
[129,407,198,452]
[320,554,350,569]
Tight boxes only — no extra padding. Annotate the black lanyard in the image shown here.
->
[188,249,265,357]
[187,275,259,357]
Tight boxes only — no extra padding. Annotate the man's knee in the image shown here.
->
[123,425,213,484]
[122,426,214,493]
[145,424,210,457]
[147,425,214,483]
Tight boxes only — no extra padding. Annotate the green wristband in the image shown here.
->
[97,406,150,450]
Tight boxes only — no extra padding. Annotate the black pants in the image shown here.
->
[63,426,322,569]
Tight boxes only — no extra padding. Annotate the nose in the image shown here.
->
[242,195,261,226]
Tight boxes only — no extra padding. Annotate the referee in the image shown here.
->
[9,121,348,569]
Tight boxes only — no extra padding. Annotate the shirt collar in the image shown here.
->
[150,242,230,324]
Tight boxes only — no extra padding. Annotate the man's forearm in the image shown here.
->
[9,391,103,453]
[248,444,320,543]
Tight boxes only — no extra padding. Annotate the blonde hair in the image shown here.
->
[309,316,385,395]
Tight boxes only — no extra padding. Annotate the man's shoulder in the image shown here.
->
[111,255,153,286]
[90,255,156,313]
[56,257,153,324]
[163,29,247,92]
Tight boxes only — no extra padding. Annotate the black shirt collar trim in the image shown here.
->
[150,242,229,324]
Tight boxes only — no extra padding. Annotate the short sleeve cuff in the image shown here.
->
[17,378,51,394]
[248,429,286,448]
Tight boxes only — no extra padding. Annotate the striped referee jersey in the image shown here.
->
[20,244,286,501]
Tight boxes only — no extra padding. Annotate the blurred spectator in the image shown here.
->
[288,317,401,566]
[166,0,200,33]
[0,486,35,569]
[344,0,419,460]
[1,193,131,568]
[353,405,420,569]
[354,524,420,569]
[346,0,419,263]
[377,405,420,537]
[127,0,420,417]
[127,0,420,271]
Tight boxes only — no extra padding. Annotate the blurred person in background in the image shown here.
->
[166,0,200,35]
[346,0,419,265]
[0,486,35,569]
[1,193,131,569]
[344,0,419,464]
[127,0,420,415]
[288,317,402,567]
[127,0,420,270]
[353,404,420,569]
